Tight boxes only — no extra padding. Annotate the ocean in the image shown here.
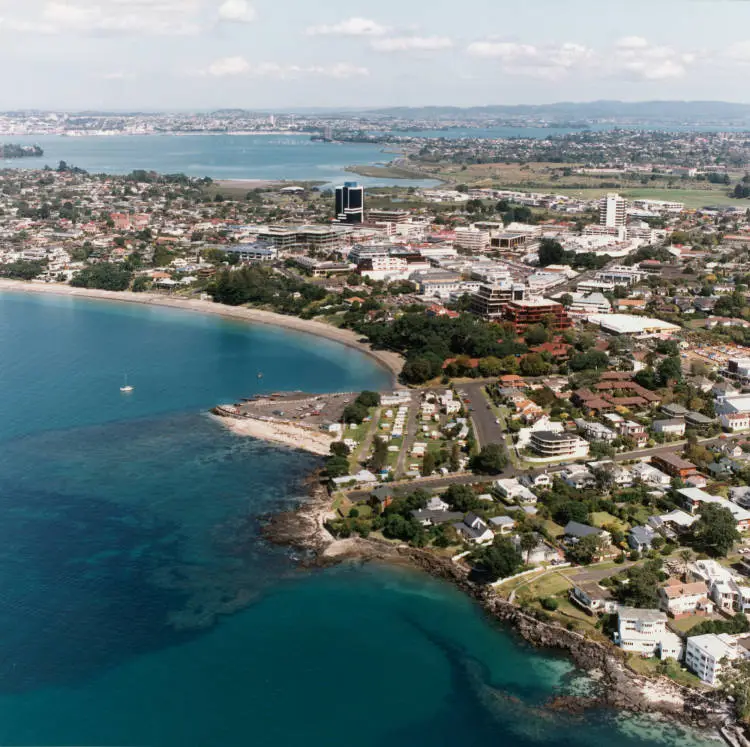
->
[0,133,438,188]
[0,291,718,747]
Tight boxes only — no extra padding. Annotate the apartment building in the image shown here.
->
[685,634,741,686]
[530,431,590,459]
[503,298,572,334]
[454,227,490,252]
[599,193,627,228]
[470,281,526,322]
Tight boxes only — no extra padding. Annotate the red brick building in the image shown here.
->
[503,299,572,334]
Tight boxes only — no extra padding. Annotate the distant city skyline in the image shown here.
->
[3,0,750,109]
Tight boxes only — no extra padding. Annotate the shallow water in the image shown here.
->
[0,291,718,746]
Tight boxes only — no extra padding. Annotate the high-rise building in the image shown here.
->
[599,193,627,228]
[335,182,364,224]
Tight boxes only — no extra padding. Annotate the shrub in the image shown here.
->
[541,597,559,611]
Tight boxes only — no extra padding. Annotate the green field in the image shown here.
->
[552,186,742,209]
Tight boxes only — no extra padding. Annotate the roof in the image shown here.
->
[564,521,603,538]
[618,606,667,623]
[630,525,655,543]
[653,452,696,470]
[662,580,708,599]
[489,516,516,527]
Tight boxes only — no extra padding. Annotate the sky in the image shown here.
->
[2,0,750,110]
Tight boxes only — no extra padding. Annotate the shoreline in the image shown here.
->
[0,280,404,386]
[263,481,744,743]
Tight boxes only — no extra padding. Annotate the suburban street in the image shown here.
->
[459,381,506,448]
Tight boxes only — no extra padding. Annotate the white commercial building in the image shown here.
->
[599,193,627,228]
[587,314,680,337]
[454,227,490,252]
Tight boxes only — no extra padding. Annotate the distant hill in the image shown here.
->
[361,100,750,124]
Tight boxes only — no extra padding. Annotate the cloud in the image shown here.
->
[205,57,368,79]
[613,38,699,80]
[466,40,593,78]
[726,40,750,61]
[217,0,255,23]
[0,0,202,36]
[371,35,453,52]
[306,17,386,36]
[616,36,649,50]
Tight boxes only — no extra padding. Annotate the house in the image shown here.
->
[520,472,552,490]
[651,453,697,479]
[563,521,611,545]
[685,634,741,686]
[614,607,684,660]
[658,579,714,619]
[721,413,750,432]
[561,465,596,490]
[648,509,697,535]
[662,403,689,418]
[628,525,657,553]
[412,509,464,527]
[678,487,750,531]
[652,419,687,437]
[426,496,450,512]
[631,461,672,487]
[493,477,537,504]
[575,419,617,442]
[332,470,378,488]
[588,460,634,487]
[571,580,619,615]
[689,559,750,614]
[489,516,516,535]
[511,533,561,565]
[454,513,494,544]
[685,411,715,430]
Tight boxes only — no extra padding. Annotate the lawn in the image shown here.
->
[668,614,724,634]
[626,655,705,688]
[524,571,573,599]
[542,519,566,538]
[590,512,630,531]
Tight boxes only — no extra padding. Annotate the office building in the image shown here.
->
[470,281,526,321]
[503,298,572,334]
[599,193,627,228]
[335,182,364,224]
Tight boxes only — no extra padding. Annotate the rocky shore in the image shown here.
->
[263,478,746,743]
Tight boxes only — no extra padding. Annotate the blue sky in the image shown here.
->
[2,0,750,109]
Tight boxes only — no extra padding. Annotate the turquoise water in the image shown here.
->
[1,134,438,188]
[0,291,717,746]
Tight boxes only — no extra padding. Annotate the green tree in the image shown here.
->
[692,504,740,557]
[325,455,350,479]
[616,562,662,608]
[470,444,508,474]
[519,532,537,564]
[658,356,683,385]
[443,484,480,512]
[371,437,388,473]
[449,442,461,472]
[330,441,350,457]
[475,536,523,581]
[538,238,564,267]
[566,534,603,565]
[524,324,549,346]
[519,353,550,377]
[421,450,436,477]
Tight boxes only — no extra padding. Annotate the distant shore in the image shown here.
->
[0,279,404,385]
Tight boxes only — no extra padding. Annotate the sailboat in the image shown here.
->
[120,374,134,393]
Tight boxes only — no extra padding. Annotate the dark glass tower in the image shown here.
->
[335,182,364,223]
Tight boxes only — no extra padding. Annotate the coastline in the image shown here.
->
[0,279,404,386]
[263,482,744,742]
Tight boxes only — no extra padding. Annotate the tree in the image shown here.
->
[470,444,508,474]
[421,450,436,477]
[70,263,133,291]
[678,548,694,578]
[450,442,461,472]
[559,293,573,308]
[524,324,549,346]
[357,391,381,408]
[519,532,537,563]
[475,537,523,581]
[519,353,550,377]
[371,437,388,472]
[478,356,504,377]
[658,355,683,385]
[616,562,662,608]
[325,455,350,479]
[330,442,350,457]
[720,660,750,721]
[566,534,603,565]
[692,504,740,557]
[342,402,368,424]
[443,484,480,512]
[538,238,564,267]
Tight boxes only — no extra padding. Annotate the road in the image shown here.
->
[459,382,506,448]
[395,402,420,479]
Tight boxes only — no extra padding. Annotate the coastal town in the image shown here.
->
[9,128,750,735]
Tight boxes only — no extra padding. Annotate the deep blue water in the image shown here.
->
[0,134,438,188]
[0,291,718,747]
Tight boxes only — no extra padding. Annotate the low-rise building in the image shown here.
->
[453,513,494,544]
[571,580,619,615]
[658,579,713,619]
[652,419,687,438]
[529,431,590,459]
[614,607,684,659]
[651,453,697,479]
[493,477,537,504]
[628,525,657,553]
[685,633,740,685]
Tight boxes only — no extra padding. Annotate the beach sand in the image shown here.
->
[215,414,334,456]
[0,279,403,384]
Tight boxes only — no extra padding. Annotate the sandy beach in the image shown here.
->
[0,279,404,384]
[215,413,335,456]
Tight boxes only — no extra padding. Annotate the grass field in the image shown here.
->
[590,512,630,531]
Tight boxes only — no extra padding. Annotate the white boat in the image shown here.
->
[120,375,134,393]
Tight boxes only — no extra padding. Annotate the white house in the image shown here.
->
[614,607,684,660]
[721,413,750,432]
[685,634,741,686]
[653,419,686,437]
[658,579,714,619]
[494,477,537,504]
[631,461,672,487]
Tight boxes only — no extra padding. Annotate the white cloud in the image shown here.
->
[616,36,649,50]
[371,35,453,52]
[204,57,368,79]
[217,0,255,23]
[0,0,202,36]
[466,40,593,79]
[208,55,250,76]
[726,40,750,61]
[306,17,386,36]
